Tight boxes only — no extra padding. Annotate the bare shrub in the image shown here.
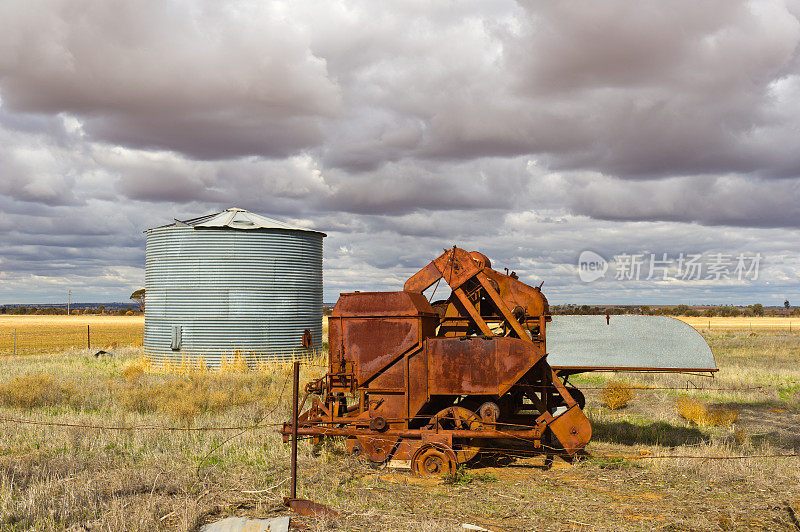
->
[599,381,633,410]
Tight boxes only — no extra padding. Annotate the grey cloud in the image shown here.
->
[320,158,533,215]
[0,0,341,159]
[0,128,80,206]
[312,0,800,179]
[4,0,800,179]
[2,1,800,305]
[556,173,800,228]
[108,151,331,210]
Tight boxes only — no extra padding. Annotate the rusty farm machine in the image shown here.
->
[281,247,716,476]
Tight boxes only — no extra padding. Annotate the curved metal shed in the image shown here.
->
[144,208,325,367]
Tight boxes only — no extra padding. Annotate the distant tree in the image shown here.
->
[130,289,145,312]
[640,305,651,315]
[750,303,764,317]
[785,299,791,309]
[674,304,690,316]
[98,305,105,314]
[704,308,715,317]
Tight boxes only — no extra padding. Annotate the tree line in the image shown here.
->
[552,303,799,317]
[0,306,140,316]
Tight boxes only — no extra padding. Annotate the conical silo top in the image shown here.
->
[159,207,325,235]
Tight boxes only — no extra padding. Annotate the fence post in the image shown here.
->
[87,324,90,350]
[13,328,17,356]
[290,360,300,500]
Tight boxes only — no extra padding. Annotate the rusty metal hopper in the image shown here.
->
[547,315,717,374]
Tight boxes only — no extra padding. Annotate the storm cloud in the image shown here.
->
[0,0,799,304]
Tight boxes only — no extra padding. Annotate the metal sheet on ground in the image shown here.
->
[547,315,717,372]
[200,516,289,532]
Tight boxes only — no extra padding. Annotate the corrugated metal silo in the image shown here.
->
[144,207,325,367]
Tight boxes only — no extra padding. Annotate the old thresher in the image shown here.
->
[281,246,593,475]
[280,246,717,476]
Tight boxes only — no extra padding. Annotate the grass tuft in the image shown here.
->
[0,374,75,408]
[443,465,499,486]
[119,374,266,421]
[599,381,634,410]
[676,397,739,427]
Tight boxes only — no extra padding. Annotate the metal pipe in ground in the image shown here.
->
[283,361,339,519]
[13,328,17,356]
[290,360,300,500]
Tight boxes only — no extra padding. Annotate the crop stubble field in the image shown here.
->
[0,316,798,531]
[0,315,144,355]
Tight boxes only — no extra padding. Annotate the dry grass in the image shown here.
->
[0,315,143,355]
[0,374,75,409]
[0,329,797,530]
[676,315,797,331]
[119,373,275,422]
[599,381,634,410]
[676,397,739,427]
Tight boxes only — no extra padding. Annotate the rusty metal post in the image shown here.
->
[87,324,90,350]
[13,328,16,356]
[290,360,300,500]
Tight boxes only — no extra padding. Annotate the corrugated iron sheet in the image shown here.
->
[144,220,324,368]
[546,315,717,372]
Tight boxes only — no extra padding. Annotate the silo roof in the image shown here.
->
[149,207,326,236]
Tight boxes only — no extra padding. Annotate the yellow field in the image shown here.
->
[675,315,798,331]
[0,315,144,355]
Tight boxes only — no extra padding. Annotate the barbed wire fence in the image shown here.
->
[0,358,798,465]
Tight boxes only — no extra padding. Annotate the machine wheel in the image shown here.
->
[411,444,457,477]
[430,406,484,463]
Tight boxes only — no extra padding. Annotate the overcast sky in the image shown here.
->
[1,0,799,306]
